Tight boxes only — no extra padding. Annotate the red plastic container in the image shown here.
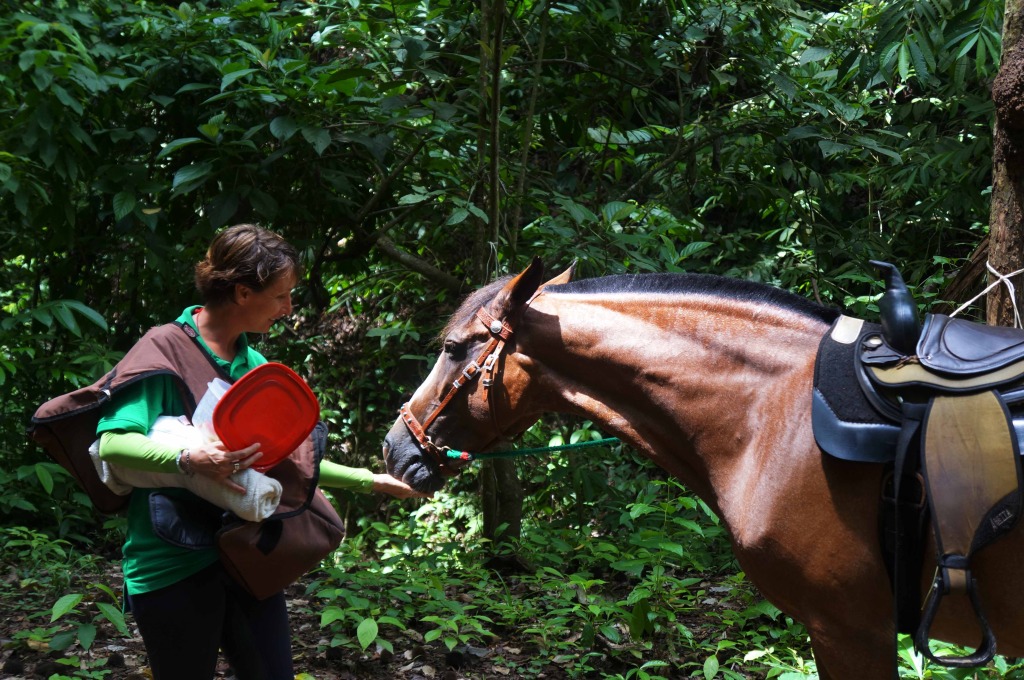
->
[213,363,320,472]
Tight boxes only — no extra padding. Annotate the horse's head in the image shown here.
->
[382,258,575,492]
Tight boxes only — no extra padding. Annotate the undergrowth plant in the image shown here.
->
[310,424,1024,679]
[310,435,820,678]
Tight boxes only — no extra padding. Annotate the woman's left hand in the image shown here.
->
[371,473,433,499]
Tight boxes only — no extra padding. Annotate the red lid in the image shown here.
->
[212,363,320,472]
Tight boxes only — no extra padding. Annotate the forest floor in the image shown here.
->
[1,556,711,680]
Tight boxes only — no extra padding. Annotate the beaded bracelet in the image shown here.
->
[177,448,195,477]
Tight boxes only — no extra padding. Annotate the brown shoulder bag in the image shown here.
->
[216,421,346,600]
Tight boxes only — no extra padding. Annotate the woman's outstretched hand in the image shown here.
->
[371,473,433,499]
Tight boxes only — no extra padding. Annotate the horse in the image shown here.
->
[381,258,1024,679]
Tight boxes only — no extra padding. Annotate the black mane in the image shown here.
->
[549,273,840,324]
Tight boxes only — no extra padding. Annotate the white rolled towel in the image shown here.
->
[89,415,282,521]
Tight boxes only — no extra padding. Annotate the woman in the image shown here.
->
[96,224,425,679]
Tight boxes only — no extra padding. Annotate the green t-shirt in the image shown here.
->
[97,306,267,596]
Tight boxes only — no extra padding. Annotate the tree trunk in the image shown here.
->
[473,0,525,549]
[988,0,1024,326]
[480,456,524,544]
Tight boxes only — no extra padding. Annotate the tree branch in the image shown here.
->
[375,235,465,293]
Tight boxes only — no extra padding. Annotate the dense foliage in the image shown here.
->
[0,0,1010,677]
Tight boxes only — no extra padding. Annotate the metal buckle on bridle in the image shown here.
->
[459,361,481,385]
[481,352,500,387]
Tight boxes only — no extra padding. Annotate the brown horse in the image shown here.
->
[381,259,1024,679]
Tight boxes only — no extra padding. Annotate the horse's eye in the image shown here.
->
[443,338,467,360]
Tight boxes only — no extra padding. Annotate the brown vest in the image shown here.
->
[29,323,321,517]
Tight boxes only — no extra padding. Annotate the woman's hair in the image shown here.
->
[195,224,301,307]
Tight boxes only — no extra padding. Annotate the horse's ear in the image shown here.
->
[540,260,576,289]
[492,257,545,319]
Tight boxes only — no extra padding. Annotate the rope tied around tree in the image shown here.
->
[950,261,1024,328]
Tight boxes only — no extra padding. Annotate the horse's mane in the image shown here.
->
[549,273,841,324]
[442,272,839,341]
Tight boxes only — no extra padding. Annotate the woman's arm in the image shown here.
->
[319,460,429,499]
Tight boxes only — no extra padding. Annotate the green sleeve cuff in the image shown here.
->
[98,431,182,474]
[318,460,374,493]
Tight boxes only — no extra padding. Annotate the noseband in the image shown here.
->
[399,306,515,475]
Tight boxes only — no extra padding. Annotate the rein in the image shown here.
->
[445,436,621,462]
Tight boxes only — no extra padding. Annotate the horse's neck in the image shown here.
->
[525,293,828,508]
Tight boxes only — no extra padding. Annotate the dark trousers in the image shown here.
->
[127,563,294,680]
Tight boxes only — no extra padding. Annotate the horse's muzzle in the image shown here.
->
[382,427,446,493]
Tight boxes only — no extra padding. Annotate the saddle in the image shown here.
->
[812,261,1024,668]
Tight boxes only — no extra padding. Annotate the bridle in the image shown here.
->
[398,305,517,475]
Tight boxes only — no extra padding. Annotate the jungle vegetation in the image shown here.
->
[1,0,1019,677]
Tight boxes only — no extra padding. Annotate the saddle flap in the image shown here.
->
[914,390,1022,667]
[923,391,1022,556]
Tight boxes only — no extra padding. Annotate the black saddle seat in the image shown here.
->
[919,314,1024,377]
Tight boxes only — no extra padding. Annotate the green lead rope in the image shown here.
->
[446,437,620,461]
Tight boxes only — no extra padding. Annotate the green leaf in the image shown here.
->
[320,606,347,627]
[52,302,81,336]
[356,617,378,650]
[52,84,84,115]
[301,126,331,156]
[49,630,77,652]
[599,623,621,643]
[770,72,797,99]
[601,201,635,223]
[175,83,216,94]
[157,137,203,160]
[398,192,430,205]
[270,116,299,141]
[681,241,712,258]
[628,598,651,639]
[703,654,720,679]
[907,38,929,83]
[220,68,258,90]
[77,623,97,650]
[799,46,831,65]
[818,140,851,157]
[61,300,107,330]
[207,193,239,228]
[35,463,54,494]
[51,594,84,622]
[198,123,220,140]
[95,602,128,634]
[172,162,213,193]
[113,191,136,220]
[446,208,469,225]
[897,43,910,81]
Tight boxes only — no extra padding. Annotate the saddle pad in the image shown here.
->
[812,316,901,463]
[814,315,1024,464]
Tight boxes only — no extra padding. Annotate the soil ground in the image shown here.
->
[0,558,640,680]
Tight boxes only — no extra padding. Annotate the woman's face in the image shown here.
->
[237,268,297,333]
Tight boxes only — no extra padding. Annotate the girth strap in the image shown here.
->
[889,401,928,638]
